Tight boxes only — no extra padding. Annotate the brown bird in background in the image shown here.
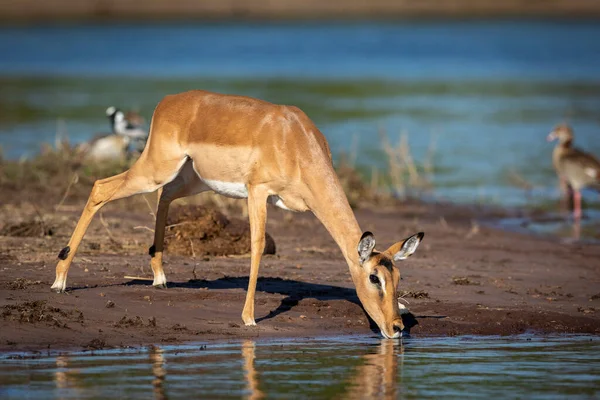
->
[547,123,600,219]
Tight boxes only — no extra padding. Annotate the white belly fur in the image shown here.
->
[191,160,248,199]
[202,178,249,199]
[191,162,292,209]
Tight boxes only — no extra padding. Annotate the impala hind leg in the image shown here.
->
[52,158,186,293]
[149,162,210,288]
[241,186,269,326]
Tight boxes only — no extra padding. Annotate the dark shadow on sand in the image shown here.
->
[125,276,382,332]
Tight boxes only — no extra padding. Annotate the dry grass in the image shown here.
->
[0,130,436,215]
[0,139,132,205]
[378,129,435,199]
[335,129,437,206]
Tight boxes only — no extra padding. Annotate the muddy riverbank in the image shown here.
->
[1,195,598,353]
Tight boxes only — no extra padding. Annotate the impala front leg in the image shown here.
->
[242,186,269,326]
[52,156,188,293]
[53,171,131,292]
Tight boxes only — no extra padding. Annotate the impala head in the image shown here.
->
[547,123,573,144]
[355,231,424,339]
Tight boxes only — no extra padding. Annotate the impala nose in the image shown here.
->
[391,320,404,338]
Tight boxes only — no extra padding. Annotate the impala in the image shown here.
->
[52,90,424,339]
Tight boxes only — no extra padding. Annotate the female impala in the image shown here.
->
[52,90,424,339]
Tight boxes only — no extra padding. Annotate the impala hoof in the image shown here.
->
[153,283,167,289]
[51,279,66,293]
[244,320,257,326]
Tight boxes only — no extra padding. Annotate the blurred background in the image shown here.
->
[1,0,599,219]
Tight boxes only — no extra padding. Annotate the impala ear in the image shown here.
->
[357,231,376,264]
[388,232,424,262]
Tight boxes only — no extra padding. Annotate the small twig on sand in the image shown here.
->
[133,226,155,233]
[397,296,411,306]
[124,275,153,281]
[166,221,193,229]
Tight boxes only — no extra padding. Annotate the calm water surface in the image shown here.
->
[0,335,598,399]
[1,21,599,231]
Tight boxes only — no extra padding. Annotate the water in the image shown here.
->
[1,21,599,213]
[0,335,598,399]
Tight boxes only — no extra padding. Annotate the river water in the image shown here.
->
[0,335,598,399]
[1,20,599,228]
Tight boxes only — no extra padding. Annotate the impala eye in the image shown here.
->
[369,274,380,285]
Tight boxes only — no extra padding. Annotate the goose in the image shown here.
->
[78,133,130,161]
[105,106,147,139]
[547,123,600,219]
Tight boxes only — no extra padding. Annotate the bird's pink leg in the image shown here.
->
[573,190,582,220]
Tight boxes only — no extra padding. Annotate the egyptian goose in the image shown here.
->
[547,123,600,219]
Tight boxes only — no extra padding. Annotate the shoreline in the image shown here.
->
[1,197,598,353]
[3,331,598,359]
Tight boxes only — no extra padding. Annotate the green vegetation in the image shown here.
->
[2,76,600,126]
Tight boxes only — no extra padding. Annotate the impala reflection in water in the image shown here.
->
[2,336,598,399]
[149,345,167,400]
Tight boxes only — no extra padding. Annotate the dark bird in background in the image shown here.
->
[79,107,148,160]
[547,123,600,219]
[106,106,148,154]
[105,106,148,139]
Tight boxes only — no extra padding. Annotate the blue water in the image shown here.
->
[2,21,599,80]
[0,335,598,399]
[1,21,599,211]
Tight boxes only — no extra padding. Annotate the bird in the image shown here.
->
[547,123,600,219]
[77,133,130,161]
[105,106,148,139]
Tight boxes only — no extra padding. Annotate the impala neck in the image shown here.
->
[307,168,363,277]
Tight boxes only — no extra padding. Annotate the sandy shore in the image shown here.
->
[0,196,598,353]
